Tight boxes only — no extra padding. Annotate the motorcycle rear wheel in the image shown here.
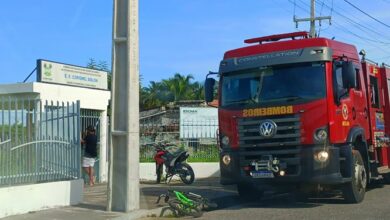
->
[178,163,195,184]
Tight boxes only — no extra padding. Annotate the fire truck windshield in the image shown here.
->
[221,62,326,107]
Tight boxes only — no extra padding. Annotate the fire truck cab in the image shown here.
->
[205,32,390,203]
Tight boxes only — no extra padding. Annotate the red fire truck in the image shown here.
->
[205,31,390,203]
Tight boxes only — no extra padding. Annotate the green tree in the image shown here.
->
[189,81,204,100]
[163,73,194,102]
[86,58,98,69]
[143,81,163,108]
[86,58,112,90]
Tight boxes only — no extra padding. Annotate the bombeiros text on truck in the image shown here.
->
[205,31,390,203]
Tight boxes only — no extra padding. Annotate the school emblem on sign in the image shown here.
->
[43,63,53,77]
[342,104,349,120]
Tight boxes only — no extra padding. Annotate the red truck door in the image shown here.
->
[330,62,368,144]
[363,63,388,166]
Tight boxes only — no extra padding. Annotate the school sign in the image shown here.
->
[37,59,108,90]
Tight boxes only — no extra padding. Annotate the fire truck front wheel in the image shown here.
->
[342,150,367,203]
[237,183,264,201]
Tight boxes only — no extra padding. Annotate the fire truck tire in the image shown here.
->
[237,183,264,201]
[342,150,367,203]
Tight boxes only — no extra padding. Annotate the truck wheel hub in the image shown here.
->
[355,164,367,191]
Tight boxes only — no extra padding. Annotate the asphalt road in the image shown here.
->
[4,178,390,220]
[196,182,390,220]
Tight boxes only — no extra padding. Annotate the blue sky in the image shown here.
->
[1,0,390,87]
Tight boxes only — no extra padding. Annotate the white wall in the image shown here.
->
[0,179,83,218]
[0,82,111,183]
[33,82,110,110]
[0,82,110,110]
[139,162,220,181]
[0,83,102,217]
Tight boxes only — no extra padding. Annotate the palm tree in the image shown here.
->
[163,73,194,102]
[142,81,172,109]
[140,73,206,110]
[189,81,204,100]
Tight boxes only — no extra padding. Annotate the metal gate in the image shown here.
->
[0,97,81,187]
[80,109,101,137]
[80,109,101,183]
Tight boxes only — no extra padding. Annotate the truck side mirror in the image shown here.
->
[204,78,216,103]
[342,61,357,89]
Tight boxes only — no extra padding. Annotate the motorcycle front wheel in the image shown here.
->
[177,163,195,184]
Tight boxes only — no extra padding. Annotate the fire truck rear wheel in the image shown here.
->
[342,150,367,203]
[237,183,264,201]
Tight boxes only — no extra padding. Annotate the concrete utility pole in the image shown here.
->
[293,0,331,38]
[108,0,140,212]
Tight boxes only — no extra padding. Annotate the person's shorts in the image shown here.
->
[83,157,96,168]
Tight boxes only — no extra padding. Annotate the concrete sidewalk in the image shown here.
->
[2,178,230,220]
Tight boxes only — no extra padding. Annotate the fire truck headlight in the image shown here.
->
[314,150,329,163]
[314,128,328,143]
[222,154,231,165]
[221,136,230,146]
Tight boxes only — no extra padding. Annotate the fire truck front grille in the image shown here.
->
[237,114,301,176]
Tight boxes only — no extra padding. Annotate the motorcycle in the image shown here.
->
[153,142,195,184]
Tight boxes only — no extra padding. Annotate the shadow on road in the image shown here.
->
[76,177,390,214]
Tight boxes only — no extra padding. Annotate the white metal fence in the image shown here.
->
[140,116,219,162]
[180,119,218,139]
[0,98,81,187]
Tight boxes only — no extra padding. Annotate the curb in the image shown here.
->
[113,207,163,220]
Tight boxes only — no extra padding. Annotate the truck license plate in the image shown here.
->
[250,170,274,178]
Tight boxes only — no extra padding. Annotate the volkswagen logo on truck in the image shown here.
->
[259,120,277,138]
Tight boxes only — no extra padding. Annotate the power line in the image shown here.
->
[318,1,388,39]
[332,22,390,51]
[317,0,325,36]
[292,0,390,55]
[343,0,390,29]
[330,0,334,16]
[274,0,303,31]
[293,0,296,17]
[315,0,390,44]
[290,0,385,43]
[304,0,390,44]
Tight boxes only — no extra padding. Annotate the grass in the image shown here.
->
[140,145,220,163]
[140,156,219,163]
[187,156,219,163]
